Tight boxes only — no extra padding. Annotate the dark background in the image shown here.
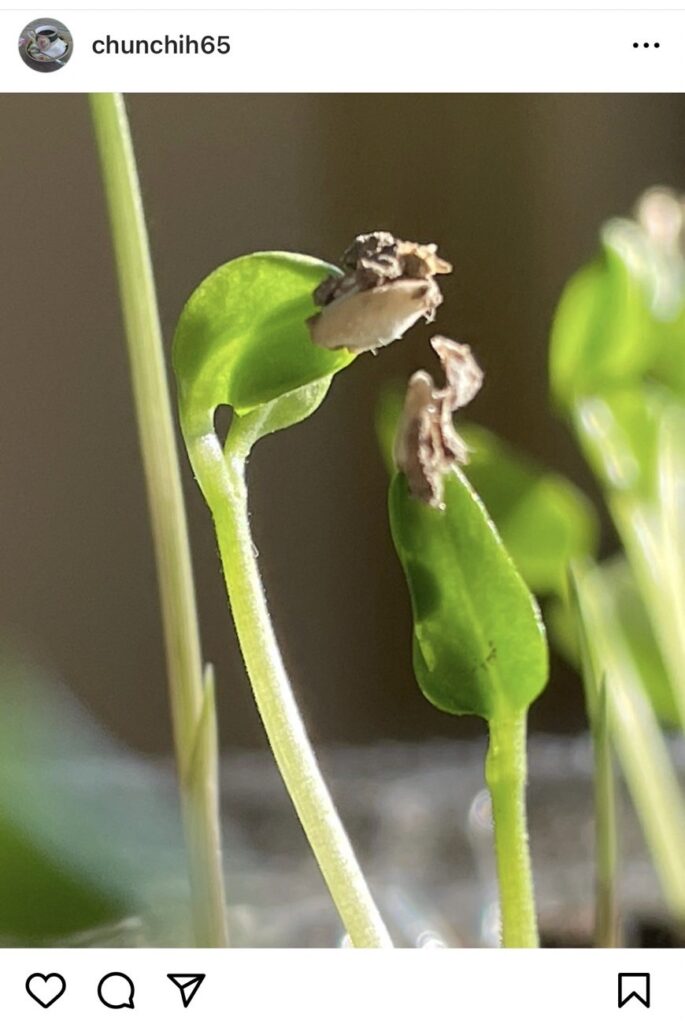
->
[2,94,684,754]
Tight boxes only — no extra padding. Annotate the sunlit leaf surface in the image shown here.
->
[389,469,548,720]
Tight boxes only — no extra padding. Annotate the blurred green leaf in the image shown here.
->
[388,468,548,720]
[550,237,651,407]
[460,424,599,597]
[657,406,685,729]
[0,653,187,945]
[559,191,685,733]
[600,557,679,728]
[573,384,665,504]
[544,595,582,666]
[0,822,123,944]
[172,252,353,419]
[652,314,685,394]
[551,209,685,407]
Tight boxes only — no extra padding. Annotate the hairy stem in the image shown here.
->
[182,409,392,948]
[485,712,538,947]
[89,92,228,946]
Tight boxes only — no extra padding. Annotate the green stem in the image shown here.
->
[570,571,620,946]
[485,711,538,947]
[182,409,392,948]
[605,658,685,920]
[89,93,228,947]
[592,678,619,947]
[577,560,685,924]
[573,402,685,736]
[612,499,685,736]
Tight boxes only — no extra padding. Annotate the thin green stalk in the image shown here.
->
[611,499,685,736]
[181,407,392,948]
[570,569,620,947]
[592,678,619,946]
[577,562,685,923]
[603,656,685,921]
[89,92,228,947]
[657,408,685,733]
[485,711,538,947]
[573,401,685,736]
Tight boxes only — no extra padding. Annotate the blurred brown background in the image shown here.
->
[1,94,684,754]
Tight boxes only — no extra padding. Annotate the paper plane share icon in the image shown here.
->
[168,973,206,1008]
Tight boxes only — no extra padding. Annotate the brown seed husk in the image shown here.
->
[394,337,483,509]
[309,232,452,353]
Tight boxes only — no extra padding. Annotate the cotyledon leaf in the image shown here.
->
[172,252,354,419]
[550,202,685,408]
[389,468,549,720]
[376,389,598,599]
[549,237,650,408]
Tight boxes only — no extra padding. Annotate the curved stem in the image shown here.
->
[485,711,539,947]
[89,93,228,947]
[183,410,392,948]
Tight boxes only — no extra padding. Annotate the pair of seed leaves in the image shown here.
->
[173,251,548,722]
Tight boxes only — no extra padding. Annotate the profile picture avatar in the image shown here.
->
[18,18,73,72]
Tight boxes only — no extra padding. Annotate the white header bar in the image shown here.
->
[2,10,683,91]
[5,1,685,8]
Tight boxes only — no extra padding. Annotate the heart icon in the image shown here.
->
[25,973,66,1008]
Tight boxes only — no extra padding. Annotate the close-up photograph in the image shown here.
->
[2,89,685,954]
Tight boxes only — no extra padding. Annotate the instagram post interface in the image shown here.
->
[1,8,685,1021]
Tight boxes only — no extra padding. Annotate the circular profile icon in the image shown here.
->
[18,18,73,73]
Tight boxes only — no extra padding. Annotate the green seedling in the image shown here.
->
[173,232,452,947]
[388,338,549,947]
[552,194,685,714]
[86,95,685,951]
[551,187,685,929]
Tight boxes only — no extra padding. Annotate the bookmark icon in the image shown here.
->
[167,974,205,1008]
[618,972,650,1009]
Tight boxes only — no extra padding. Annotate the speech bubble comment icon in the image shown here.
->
[97,972,135,1010]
